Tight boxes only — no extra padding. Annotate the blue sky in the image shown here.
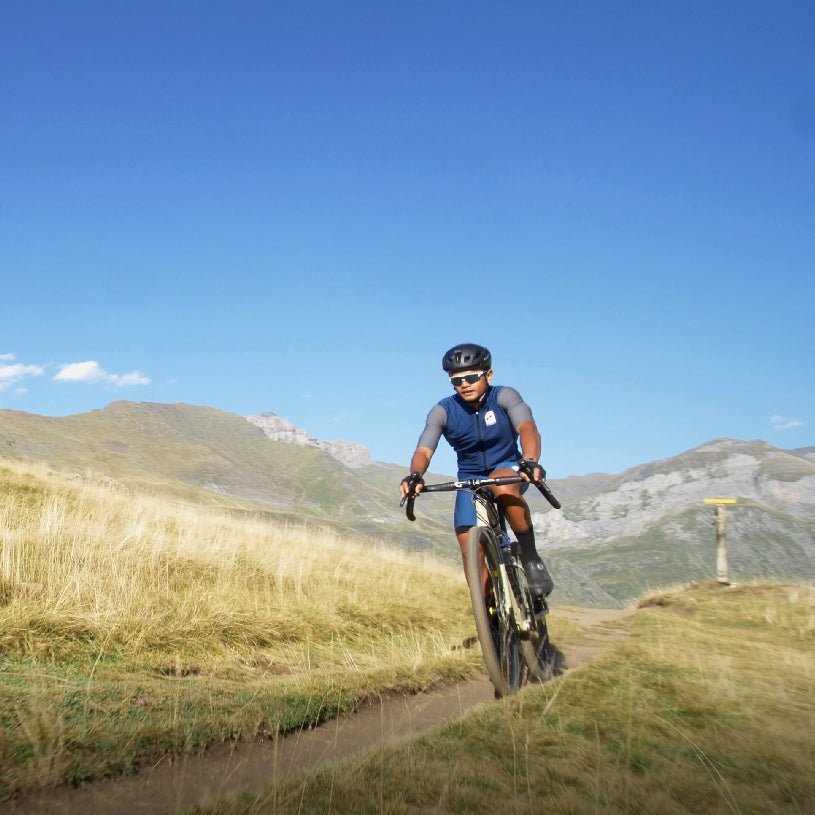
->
[2,1,813,477]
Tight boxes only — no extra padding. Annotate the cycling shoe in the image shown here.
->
[524,558,554,597]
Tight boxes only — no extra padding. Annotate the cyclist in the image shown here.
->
[400,343,554,596]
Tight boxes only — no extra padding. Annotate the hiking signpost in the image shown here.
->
[703,498,738,584]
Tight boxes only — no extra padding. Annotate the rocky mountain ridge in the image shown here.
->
[533,438,815,549]
[532,437,815,601]
[246,413,373,468]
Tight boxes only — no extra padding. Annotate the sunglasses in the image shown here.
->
[449,372,486,387]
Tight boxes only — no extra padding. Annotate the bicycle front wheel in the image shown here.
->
[464,526,522,698]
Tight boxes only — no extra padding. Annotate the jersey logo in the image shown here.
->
[484,410,497,427]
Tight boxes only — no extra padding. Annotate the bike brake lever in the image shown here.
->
[533,479,562,510]
[400,493,417,522]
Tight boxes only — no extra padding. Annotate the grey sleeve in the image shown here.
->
[416,404,447,452]
[497,386,534,430]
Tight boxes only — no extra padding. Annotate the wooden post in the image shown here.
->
[715,505,729,585]
[704,498,737,586]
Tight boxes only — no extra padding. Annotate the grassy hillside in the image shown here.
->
[3,405,813,608]
[0,402,619,602]
[0,458,479,797]
[198,581,815,815]
[0,401,367,513]
[0,402,454,554]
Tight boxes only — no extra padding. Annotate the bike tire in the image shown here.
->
[464,526,522,698]
[520,601,554,682]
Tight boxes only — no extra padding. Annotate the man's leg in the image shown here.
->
[456,527,491,595]
[489,469,555,596]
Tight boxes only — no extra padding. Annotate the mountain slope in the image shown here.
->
[0,402,450,553]
[532,438,815,601]
[1,404,812,606]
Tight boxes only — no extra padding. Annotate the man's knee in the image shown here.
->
[488,468,518,496]
[492,486,523,506]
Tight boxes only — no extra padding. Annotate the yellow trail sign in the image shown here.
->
[703,498,738,505]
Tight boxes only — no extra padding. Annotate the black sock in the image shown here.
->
[515,529,539,564]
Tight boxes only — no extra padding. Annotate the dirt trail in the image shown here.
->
[7,606,634,815]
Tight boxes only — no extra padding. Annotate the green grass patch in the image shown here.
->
[0,647,481,796]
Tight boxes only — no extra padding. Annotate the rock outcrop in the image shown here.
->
[533,439,815,551]
[246,413,373,468]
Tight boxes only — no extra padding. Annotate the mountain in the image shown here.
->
[532,438,815,601]
[1,402,812,606]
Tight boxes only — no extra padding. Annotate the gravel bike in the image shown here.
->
[402,472,561,697]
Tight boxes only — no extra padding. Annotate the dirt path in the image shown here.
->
[7,606,635,815]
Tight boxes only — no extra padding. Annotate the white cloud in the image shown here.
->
[0,353,15,361]
[0,361,45,391]
[54,360,151,388]
[108,371,151,386]
[770,415,805,431]
[54,360,107,383]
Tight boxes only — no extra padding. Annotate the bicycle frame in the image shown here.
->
[471,486,535,637]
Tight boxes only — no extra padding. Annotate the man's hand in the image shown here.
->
[400,472,425,498]
[518,459,546,483]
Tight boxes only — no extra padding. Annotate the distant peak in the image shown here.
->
[246,414,372,468]
[692,438,745,453]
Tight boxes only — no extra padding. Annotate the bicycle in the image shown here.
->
[401,472,562,697]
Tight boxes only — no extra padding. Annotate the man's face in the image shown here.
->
[449,369,492,403]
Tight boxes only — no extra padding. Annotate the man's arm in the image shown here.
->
[400,404,447,497]
[517,419,542,463]
[409,446,434,477]
[518,419,546,481]
[496,387,544,481]
[400,445,434,497]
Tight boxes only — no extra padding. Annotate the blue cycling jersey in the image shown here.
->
[415,384,536,530]
[442,386,520,475]
[416,385,530,476]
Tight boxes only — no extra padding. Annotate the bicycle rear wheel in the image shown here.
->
[464,526,522,697]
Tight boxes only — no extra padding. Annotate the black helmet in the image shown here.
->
[441,343,492,373]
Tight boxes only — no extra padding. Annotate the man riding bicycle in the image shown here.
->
[400,343,554,596]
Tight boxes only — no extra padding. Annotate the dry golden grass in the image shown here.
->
[0,458,479,794]
[0,459,468,659]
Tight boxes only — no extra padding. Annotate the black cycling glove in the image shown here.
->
[518,460,546,481]
[400,472,425,493]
